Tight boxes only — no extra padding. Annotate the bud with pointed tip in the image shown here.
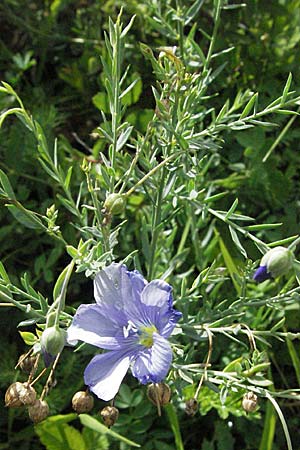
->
[100,406,119,427]
[72,391,94,413]
[253,246,294,283]
[28,399,49,423]
[242,392,258,412]
[40,326,66,367]
[103,193,126,216]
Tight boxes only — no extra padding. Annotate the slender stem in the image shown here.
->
[125,151,182,198]
[195,328,213,400]
[148,167,166,280]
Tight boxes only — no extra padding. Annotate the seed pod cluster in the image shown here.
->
[100,406,119,427]
[72,391,94,413]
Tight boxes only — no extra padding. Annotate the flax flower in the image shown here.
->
[67,263,181,401]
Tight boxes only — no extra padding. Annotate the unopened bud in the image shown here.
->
[28,399,50,423]
[41,326,66,366]
[5,382,36,407]
[72,391,94,413]
[253,246,294,283]
[147,383,171,407]
[103,193,126,216]
[242,392,258,412]
[100,406,119,427]
[18,354,38,374]
[185,398,198,416]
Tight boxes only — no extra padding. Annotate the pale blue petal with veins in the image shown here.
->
[67,263,182,401]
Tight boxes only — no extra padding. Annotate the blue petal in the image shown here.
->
[67,304,129,349]
[139,280,182,336]
[84,350,133,401]
[253,265,271,283]
[131,333,172,384]
[94,263,149,325]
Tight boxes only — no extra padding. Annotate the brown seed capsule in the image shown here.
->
[5,382,24,408]
[147,383,171,407]
[72,391,94,413]
[100,406,119,427]
[242,392,258,412]
[28,399,50,423]
[18,354,38,374]
[5,382,36,407]
[185,398,198,416]
[18,382,37,406]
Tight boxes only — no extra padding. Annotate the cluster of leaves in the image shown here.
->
[1,1,300,450]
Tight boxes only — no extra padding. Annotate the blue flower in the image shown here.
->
[67,263,182,401]
[253,246,294,283]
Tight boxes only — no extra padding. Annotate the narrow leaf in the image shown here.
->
[79,414,140,447]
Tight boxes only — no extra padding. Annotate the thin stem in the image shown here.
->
[195,328,213,400]
[125,151,182,198]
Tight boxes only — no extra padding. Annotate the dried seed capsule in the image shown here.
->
[185,398,198,416]
[5,382,24,408]
[18,382,37,406]
[72,391,94,413]
[18,354,38,374]
[147,383,171,407]
[242,392,258,412]
[28,399,49,423]
[5,382,36,407]
[100,406,119,427]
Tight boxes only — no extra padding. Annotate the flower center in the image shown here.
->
[138,325,157,348]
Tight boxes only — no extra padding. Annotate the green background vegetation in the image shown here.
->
[1,1,300,449]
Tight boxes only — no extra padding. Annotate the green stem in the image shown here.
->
[125,151,182,197]
[148,167,166,279]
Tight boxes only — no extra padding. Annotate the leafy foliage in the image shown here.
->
[1,1,300,450]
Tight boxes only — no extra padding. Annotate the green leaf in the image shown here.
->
[19,331,37,346]
[164,404,184,450]
[185,0,205,25]
[218,234,241,295]
[35,418,86,450]
[0,261,11,283]
[281,72,292,104]
[53,261,74,304]
[0,169,16,199]
[79,414,140,447]
[6,204,45,230]
[239,93,258,119]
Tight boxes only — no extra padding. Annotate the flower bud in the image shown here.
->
[40,326,66,367]
[147,383,171,407]
[253,246,294,283]
[18,354,38,374]
[5,382,36,407]
[103,193,126,216]
[185,398,198,416]
[72,391,94,413]
[100,406,119,427]
[242,392,258,412]
[28,399,49,423]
